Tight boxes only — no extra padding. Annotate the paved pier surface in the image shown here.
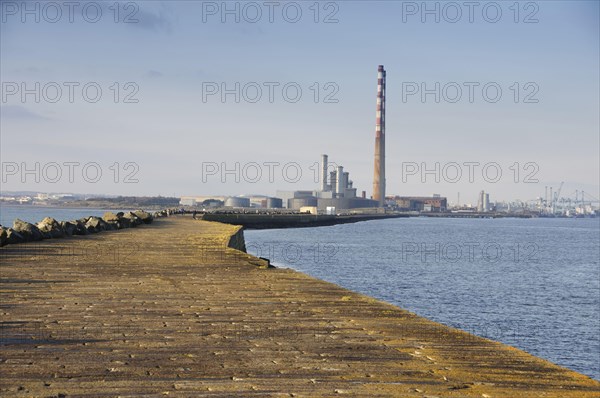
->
[1,218,598,397]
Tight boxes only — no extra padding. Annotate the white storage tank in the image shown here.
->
[266,197,283,208]
[225,197,251,208]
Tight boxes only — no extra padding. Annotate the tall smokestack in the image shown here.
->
[330,171,337,197]
[336,165,344,198]
[373,65,386,206]
[321,154,328,191]
[478,190,485,212]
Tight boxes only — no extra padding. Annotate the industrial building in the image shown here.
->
[389,195,447,212]
[275,66,387,212]
[262,197,283,208]
[276,190,314,209]
[276,153,378,211]
[224,195,278,208]
[225,197,250,208]
[180,196,227,206]
[477,190,491,212]
[183,66,388,213]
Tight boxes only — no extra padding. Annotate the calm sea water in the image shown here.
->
[0,205,131,226]
[245,217,600,380]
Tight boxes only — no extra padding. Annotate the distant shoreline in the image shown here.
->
[0,202,165,211]
[2,202,595,221]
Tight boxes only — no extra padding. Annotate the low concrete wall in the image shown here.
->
[202,213,408,229]
[226,226,247,252]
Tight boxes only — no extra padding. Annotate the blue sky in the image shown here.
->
[1,1,598,204]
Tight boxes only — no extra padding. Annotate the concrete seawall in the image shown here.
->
[226,225,247,252]
[1,217,598,396]
[202,213,408,229]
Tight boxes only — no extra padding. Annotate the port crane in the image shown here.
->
[536,185,598,215]
[552,182,564,214]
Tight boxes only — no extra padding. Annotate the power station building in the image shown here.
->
[277,66,387,212]
[389,195,447,212]
[186,67,455,214]
[276,154,378,211]
[314,154,378,210]
[477,190,491,212]
[199,66,387,213]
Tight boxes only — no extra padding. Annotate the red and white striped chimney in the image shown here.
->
[373,65,386,206]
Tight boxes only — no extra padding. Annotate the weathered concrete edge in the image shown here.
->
[226,225,247,252]
[224,224,272,268]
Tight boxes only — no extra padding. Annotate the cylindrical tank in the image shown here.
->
[266,197,283,208]
[288,197,318,210]
[225,197,250,208]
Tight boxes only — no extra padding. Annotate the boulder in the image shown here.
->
[72,220,89,235]
[60,221,78,236]
[13,219,44,242]
[122,212,142,227]
[103,212,120,222]
[102,212,122,229]
[133,210,153,224]
[118,216,131,229]
[0,227,7,247]
[36,217,65,238]
[4,228,25,244]
[85,216,110,233]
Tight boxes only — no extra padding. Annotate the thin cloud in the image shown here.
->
[145,70,164,78]
[129,4,173,33]
[10,66,44,76]
[0,105,49,121]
